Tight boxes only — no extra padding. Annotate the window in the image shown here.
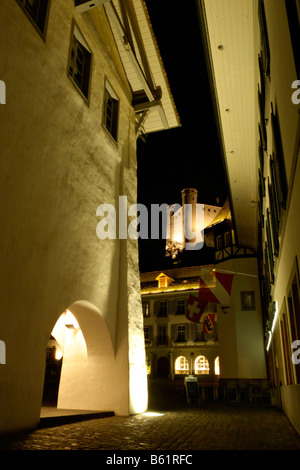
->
[175,325,186,343]
[266,211,275,276]
[216,234,222,250]
[258,0,270,76]
[158,276,168,288]
[268,176,279,256]
[176,299,185,315]
[195,323,205,342]
[258,125,265,171]
[258,87,267,150]
[158,300,167,317]
[214,356,220,375]
[264,241,274,287]
[68,23,92,101]
[103,80,119,142]
[270,102,287,211]
[195,355,209,375]
[175,356,189,375]
[142,301,150,318]
[146,356,151,375]
[157,325,167,345]
[16,0,51,38]
[224,231,231,248]
[144,327,150,344]
[241,291,256,311]
[258,169,265,228]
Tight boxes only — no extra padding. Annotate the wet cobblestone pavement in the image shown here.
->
[1,403,300,452]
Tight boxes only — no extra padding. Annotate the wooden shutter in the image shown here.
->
[268,179,279,256]
[258,0,270,76]
[271,102,287,209]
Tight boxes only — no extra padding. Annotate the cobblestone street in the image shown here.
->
[1,402,300,453]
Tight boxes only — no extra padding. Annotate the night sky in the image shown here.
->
[137,0,228,271]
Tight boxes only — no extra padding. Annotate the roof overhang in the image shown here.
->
[197,0,259,252]
[76,1,180,136]
[102,0,181,137]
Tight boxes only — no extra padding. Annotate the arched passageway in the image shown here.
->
[42,301,116,412]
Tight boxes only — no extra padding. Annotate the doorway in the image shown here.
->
[157,356,169,378]
[42,335,63,406]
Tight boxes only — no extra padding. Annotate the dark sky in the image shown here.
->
[136,0,228,271]
[137,0,228,207]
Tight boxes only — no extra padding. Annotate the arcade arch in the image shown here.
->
[43,300,118,412]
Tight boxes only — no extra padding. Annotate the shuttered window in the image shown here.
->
[270,102,287,210]
[264,241,274,287]
[258,87,267,150]
[268,178,279,256]
[258,126,265,171]
[258,0,270,76]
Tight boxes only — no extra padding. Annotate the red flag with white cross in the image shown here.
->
[186,294,207,323]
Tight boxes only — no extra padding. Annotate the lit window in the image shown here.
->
[158,276,167,288]
[195,355,209,375]
[214,356,220,375]
[156,273,173,288]
[142,301,150,317]
[144,327,150,344]
[146,357,151,375]
[175,355,189,375]
[68,23,92,101]
[103,80,119,142]
[16,0,51,37]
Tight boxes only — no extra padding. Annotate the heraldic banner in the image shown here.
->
[186,266,234,324]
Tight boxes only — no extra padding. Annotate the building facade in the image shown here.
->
[142,196,267,400]
[198,0,300,432]
[0,0,179,434]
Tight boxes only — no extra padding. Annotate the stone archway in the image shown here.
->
[43,301,117,412]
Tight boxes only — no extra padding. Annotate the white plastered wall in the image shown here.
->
[0,0,146,434]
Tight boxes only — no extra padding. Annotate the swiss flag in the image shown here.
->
[186,294,207,323]
[199,267,234,305]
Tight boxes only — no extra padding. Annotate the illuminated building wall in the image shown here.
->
[142,259,267,384]
[255,0,300,434]
[0,0,178,434]
[197,0,300,433]
[166,188,222,258]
